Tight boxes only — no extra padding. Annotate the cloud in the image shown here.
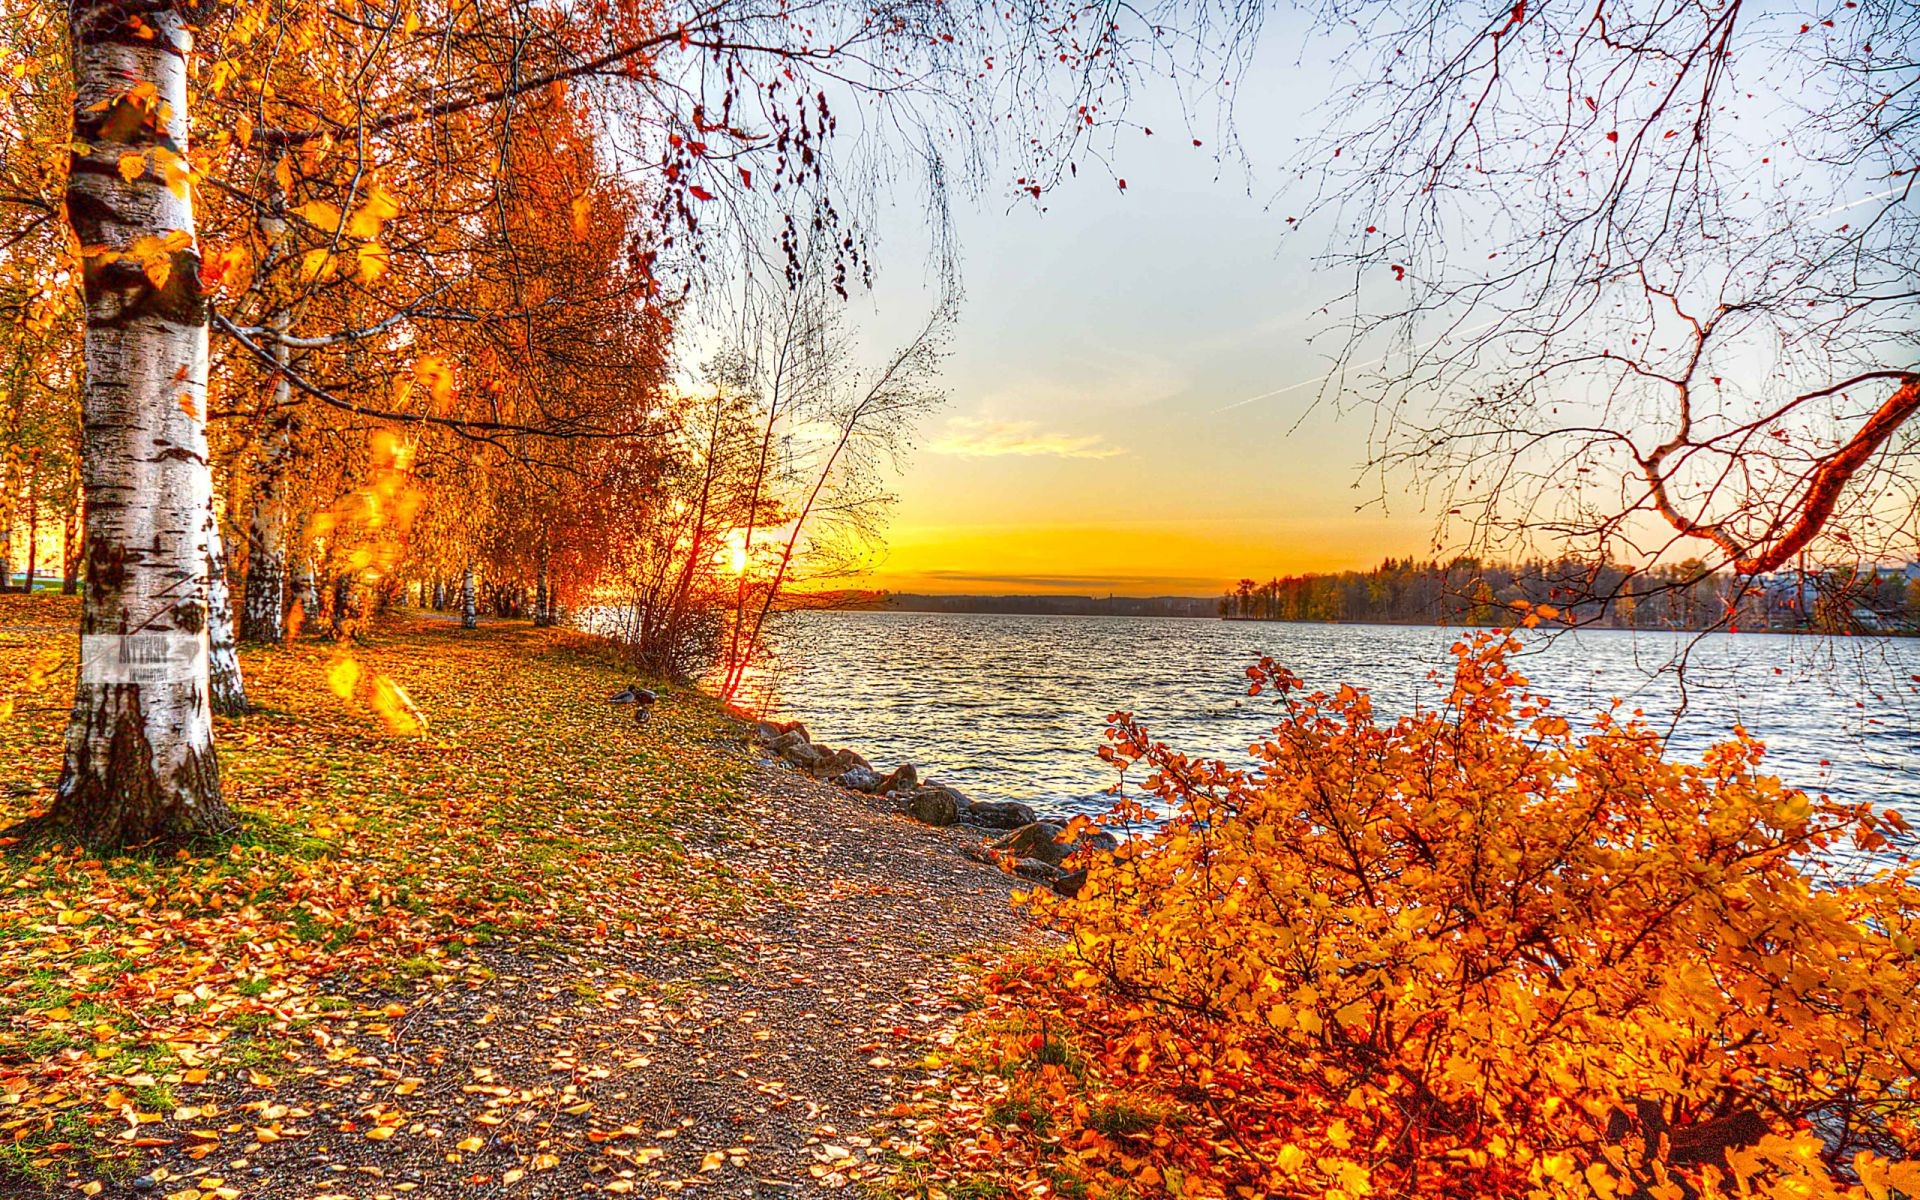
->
[927,417,1125,460]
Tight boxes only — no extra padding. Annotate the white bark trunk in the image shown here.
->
[461,566,478,629]
[242,315,292,643]
[207,511,247,715]
[44,1,232,845]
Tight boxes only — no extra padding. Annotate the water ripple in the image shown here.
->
[755,613,1920,821]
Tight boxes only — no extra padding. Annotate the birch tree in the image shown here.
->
[33,0,235,845]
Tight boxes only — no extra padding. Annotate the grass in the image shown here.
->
[0,593,755,1183]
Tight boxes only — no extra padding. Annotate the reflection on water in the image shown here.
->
[754,612,1920,821]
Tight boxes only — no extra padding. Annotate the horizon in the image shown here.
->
[839,22,1443,597]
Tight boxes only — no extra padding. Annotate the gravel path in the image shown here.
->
[97,759,1035,1200]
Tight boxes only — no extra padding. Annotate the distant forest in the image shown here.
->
[849,593,1218,618]
[1220,558,1920,634]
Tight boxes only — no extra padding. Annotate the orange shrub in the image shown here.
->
[920,631,1920,1199]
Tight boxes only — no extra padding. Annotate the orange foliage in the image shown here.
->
[902,629,1920,1199]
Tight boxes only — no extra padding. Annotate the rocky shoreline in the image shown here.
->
[747,717,1120,896]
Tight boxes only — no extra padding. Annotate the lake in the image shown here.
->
[751,611,1920,822]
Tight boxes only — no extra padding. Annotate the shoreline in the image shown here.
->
[0,599,1048,1197]
[742,715,1122,896]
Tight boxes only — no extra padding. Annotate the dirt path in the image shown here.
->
[70,644,1035,1200]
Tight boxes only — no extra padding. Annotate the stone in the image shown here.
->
[962,800,1037,830]
[1074,826,1122,853]
[833,766,883,792]
[991,822,1073,867]
[1051,869,1088,897]
[916,783,972,814]
[766,729,809,755]
[873,763,919,795]
[809,747,872,780]
[906,787,960,826]
[131,1178,158,1194]
[751,720,784,744]
[780,740,826,769]
[1013,859,1066,884]
[776,719,811,744]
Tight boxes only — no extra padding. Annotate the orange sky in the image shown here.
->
[832,35,1445,597]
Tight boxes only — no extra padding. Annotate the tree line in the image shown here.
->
[1221,557,1920,634]
[0,0,1255,848]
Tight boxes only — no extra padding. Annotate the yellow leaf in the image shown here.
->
[347,186,401,238]
[503,1168,524,1184]
[117,153,145,182]
[457,1135,484,1152]
[295,200,342,233]
[700,1150,725,1172]
[354,242,389,283]
[366,1126,395,1141]
[298,247,331,282]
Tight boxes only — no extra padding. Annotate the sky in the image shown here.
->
[844,26,1439,597]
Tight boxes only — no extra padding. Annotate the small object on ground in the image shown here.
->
[1051,868,1088,897]
[607,684,658,723]
[961,800,1037,830]
[907,788,961,826]
[1013,859,1067,884]
[991,822,1074,867]
[833,765,883,792]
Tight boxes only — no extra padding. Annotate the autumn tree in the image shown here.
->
[1294,0,1920,597]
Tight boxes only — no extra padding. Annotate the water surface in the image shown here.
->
[754,612,1920,821]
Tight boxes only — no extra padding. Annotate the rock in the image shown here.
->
[1074,826,1122,853]
[991,822,1073,867]
[131,1178,158,1194]
[751,720,784,744]
[1013,859,1066,884]
[766,729,809,755]
[776,719,811,744]
[809,747,871,780]
[916,783,972,814]
[906,788,960,826]
[873,763,919,795]
[1051,868,1088,897]
[962,800,1037,830]
[780,740,826,769]
[833,766,883,792]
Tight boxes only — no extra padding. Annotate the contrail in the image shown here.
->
[1215,318,1501,417]
[1811,184,1907,221]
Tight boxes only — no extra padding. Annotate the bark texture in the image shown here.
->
[461,566,477,629]
[207,512,248,715]
[240,313,293,643]
[38,1,234,847]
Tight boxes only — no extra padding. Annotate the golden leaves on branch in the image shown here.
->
[897,626,1920,1199]
[291,185,400,282]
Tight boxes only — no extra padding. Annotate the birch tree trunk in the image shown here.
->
[291,555,320,625]
[461,565,477,628]
[35,0,233,846]
[207,512,247,715]
[241,321,293,643]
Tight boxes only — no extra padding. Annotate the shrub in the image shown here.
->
[916,629,1920,1199]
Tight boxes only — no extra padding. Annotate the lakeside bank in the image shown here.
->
[0,596,1042,1198]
